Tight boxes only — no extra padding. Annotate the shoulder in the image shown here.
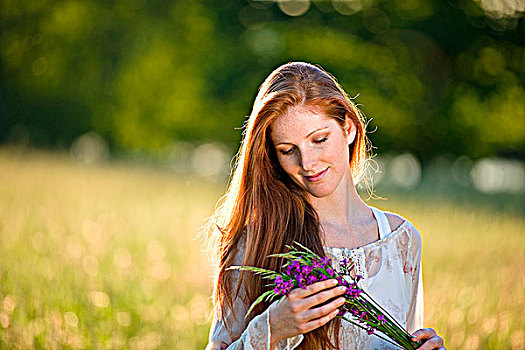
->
[380,209,422,246]
[384,212,405,232]
[379,210,423,264]
[231,230,248,266]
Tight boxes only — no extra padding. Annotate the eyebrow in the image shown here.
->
[275,126,330,146]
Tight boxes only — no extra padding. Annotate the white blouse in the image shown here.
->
[206,207,424,350]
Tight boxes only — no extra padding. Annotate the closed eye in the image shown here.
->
[280,147,294,155]
[314,137,328,144]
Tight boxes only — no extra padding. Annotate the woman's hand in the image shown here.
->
[268,279,347,347]
[411,328,445,349]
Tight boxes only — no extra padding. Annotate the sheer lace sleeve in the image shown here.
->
[406,223,424,333]
[206,304,271,350]
[206,236,304,350]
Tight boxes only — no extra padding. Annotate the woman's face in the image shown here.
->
[269,105,356,198]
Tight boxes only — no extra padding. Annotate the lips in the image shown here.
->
[304,168,328,182]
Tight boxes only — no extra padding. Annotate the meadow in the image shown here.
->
[0,148,523,349]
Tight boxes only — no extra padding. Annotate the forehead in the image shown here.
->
[269,106,338,142]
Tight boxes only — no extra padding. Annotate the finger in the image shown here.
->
[411,328,436,341]
[301,285,347,309]
[416,336,444,350]
[290,279,339,299]
[299,308,340,334]
[302,296,345,322]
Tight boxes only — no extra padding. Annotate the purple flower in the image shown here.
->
[346,288,357,298]
[301,265,312,275]
[318,273,329,281]
[274,276,295,295]
[306,274,318,285]
[345,284,362,298]
[336,276,348,287]
[242,246,415,350]
[292,273,308,289]
[311,258,320,269]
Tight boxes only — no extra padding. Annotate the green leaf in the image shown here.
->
[245,290,275,318]
[291,241,316,255]
[267,252,301,259]
[228,265,279,277]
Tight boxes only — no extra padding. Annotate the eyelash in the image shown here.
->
[279,137,328,155]
[280,148,294,155]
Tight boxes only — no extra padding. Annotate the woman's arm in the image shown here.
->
[206,234,277,350]
[207,278,344,350]
[405,223,446,349]
[406,224,424,333]
[206,233,306,350]
[206,302,274,350]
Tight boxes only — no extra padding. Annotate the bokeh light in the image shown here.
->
[278,0,311,16]
[70,132,109,165]
[470,158,525,193]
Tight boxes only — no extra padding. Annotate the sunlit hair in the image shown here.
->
[204,62,371,349]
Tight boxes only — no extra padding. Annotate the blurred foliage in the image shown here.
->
[0,0,524,162]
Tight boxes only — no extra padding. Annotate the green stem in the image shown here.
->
[339,316,403,348]
[361,289,412,338]
[342,300,417,349]
[355,293,413,343]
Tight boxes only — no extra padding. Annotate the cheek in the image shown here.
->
[331,141,351,167]
[343,144,351,163]
[277,155,296,175]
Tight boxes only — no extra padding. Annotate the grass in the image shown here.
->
[0,148,523,349]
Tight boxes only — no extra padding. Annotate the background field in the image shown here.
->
[2,1,524,349]
[0,148,523,349]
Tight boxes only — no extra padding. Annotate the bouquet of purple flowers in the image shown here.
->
[229,242,420,349]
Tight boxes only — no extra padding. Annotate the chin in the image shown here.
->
[290,178,336,198]
[305,186,336,198]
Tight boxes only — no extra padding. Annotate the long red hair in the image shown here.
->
[204,62,370,349]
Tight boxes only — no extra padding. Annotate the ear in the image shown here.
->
[344,119,357,145]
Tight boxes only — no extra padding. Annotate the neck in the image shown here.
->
[308,170,370,228]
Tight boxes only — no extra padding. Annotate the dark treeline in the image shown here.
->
[1,0,524,163]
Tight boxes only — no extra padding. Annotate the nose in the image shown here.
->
[299,147,317,172]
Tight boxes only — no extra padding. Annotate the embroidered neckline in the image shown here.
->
[323,219,409,252]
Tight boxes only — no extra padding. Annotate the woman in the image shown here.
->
[204,62,445,349]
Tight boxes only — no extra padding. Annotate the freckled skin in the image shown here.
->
[270,106,355,200]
